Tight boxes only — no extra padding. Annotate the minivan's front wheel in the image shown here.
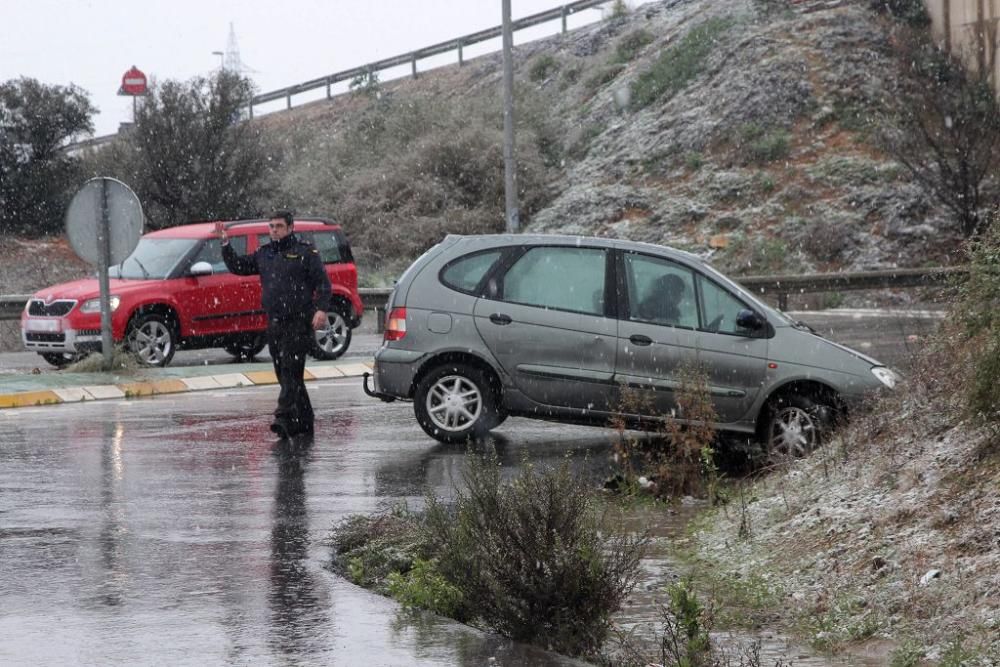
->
[127,312,177,367]
[764,394,834,463]
[311,305,352,360]
[414,363,500,443]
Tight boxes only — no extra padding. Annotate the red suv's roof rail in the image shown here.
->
[221,217,340,229]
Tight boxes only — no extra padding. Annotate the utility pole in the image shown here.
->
[501,0,519,233]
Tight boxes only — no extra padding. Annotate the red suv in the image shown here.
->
[21,218,363,367]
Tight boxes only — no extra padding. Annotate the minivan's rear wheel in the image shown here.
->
[414,363,500,443]
[765,394,833,463]
[224,334,266,361]
[40,352,80,369]
[311,304,352,360]
[127,312,177,367]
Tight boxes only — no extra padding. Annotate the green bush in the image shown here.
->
[529,54,559,83]
[386,558,464,618]
[736,123,791,164]
[615,29,655,63]
[958,220,1000,426]
[869,0,930,27]
[631,17,735,109]
[423,451,646,657]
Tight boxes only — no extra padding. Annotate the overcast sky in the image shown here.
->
[1,0,642,136]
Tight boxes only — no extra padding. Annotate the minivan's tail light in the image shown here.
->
[384,307,407,341]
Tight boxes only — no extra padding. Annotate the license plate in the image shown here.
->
[25,319,62,333]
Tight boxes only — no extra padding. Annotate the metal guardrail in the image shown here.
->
[1,267,967,325]
[735,266,966,310]
[249,0,610,115]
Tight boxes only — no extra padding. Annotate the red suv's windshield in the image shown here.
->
[109,238,199,280]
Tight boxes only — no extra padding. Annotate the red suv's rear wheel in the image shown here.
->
[310,304,352,360]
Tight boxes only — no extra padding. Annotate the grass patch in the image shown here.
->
[66,345,140,373]
[735,123,791,165]
[614,29,654,64]
[583,63,627,97]
[567,121,606,161]
[631,17,736,110]
[528,53,559,83]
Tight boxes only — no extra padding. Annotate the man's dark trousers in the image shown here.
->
[268,317,314,435]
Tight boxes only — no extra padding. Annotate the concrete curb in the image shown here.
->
[0,360,374,410]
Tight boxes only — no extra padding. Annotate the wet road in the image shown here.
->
[0,381,605,666]
[0,309,945,665]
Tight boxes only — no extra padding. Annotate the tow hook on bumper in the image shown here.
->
[362,372,396,402]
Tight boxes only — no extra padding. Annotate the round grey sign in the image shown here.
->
[65,177,144,266]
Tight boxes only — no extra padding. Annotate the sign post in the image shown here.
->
[66,178,143,371]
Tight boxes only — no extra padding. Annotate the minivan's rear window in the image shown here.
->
[440,250,503,294]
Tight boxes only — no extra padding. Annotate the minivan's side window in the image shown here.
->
[501,247,606,315]
[624,253,697,328]
[698,277,754,335]
[440,250,502,294]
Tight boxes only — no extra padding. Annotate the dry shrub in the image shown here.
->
[611,365,720,499]
[423,449,646,657]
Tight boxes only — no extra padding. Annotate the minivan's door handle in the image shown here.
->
[489,313,512,325]
[629,334,652,346]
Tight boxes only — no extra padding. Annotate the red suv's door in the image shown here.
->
[174,236,262,337]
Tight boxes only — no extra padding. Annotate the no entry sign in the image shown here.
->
[120,66,147,96]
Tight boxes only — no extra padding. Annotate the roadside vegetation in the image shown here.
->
[329,449,646,659]
[677,219,1000,664]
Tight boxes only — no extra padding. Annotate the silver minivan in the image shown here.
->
[363,235,899,453]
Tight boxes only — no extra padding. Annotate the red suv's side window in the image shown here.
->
[257,231,342,263]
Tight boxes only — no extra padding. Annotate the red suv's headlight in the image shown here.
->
[384,307,407,341]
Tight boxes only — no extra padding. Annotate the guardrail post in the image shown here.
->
[778,292,788,311]
[248,104,254,119]
[458,40,464,66]
[326,78,332,99]
[285,92,292,110]
[411,54,418,78]
[562,6,569,33]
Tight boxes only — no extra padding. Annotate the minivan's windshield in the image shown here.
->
[109,238,199,279]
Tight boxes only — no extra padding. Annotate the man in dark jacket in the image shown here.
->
[217,210,332,438]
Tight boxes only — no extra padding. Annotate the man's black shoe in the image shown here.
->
[270,420,290,439]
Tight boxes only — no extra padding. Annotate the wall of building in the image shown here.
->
[925,0,1000,86]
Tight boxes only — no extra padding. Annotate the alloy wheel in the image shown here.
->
[131,320,173,366]
[314,311,348,357]
[767,405,818,461]
[424,374,483,433]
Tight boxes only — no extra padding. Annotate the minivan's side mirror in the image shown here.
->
[190,261,214,277]
[736,309,764,331]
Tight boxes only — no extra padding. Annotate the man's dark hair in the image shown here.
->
[270,209,294,226]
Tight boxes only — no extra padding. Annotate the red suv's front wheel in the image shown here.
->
[127,312,177,367]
